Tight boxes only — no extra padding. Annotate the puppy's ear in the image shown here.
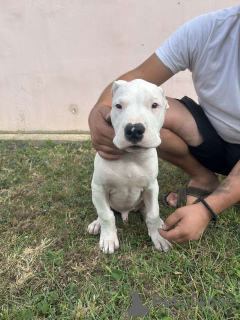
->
[164,97,170,109]
[158,85,169,109]
[111,80,127,97]
[158,85,164,94]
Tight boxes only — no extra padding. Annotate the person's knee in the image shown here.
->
[163,97,203,147]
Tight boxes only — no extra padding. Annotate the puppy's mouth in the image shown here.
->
[130,146,142,150]
[124,145,149,153]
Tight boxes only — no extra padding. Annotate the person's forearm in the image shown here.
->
[202,160,240,215]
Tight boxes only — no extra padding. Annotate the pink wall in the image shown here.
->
[0,0,238,132]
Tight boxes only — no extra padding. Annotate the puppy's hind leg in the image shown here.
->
[88,218,101,235]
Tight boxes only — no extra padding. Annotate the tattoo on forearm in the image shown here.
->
[212,161,240,196]
[212,179,231,195]
[229,161,240,176]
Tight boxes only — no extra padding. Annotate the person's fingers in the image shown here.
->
[95,144,123,155]
[105,112,112,124]
[172,237,189,244]
[159,228,188,244]
[91,133,118,151]
[89,104,123,158]
[90,109,116,149]
[162,210,183,230]
[98,150,123,160]
[92,115,115,141]
[158,225,184,243]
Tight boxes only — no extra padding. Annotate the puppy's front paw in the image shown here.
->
[99,233,119,254]
[88,219,101,235]
[151,232,172,252]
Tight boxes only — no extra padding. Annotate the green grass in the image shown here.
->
[0,140,239,319]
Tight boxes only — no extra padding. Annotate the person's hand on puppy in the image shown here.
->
[88,104,123,160]
[158,203,212,244]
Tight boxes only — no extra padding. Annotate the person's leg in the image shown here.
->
[157,97,221,206]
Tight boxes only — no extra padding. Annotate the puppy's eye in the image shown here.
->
[151,103,158,109]
[115,104,122,109]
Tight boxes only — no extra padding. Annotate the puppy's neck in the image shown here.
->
[122,147,157,161]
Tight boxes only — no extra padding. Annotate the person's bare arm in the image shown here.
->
[158,160,240,244]
[88,53,173,159]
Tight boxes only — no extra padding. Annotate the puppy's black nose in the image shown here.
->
[124,123,145,144]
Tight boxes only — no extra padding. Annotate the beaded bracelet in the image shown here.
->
[199,198,217,222]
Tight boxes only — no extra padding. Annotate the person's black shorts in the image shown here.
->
[177,96,240,176]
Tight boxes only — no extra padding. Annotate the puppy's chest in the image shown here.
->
[102,161,156,190]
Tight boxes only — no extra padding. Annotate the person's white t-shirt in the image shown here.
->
[155,5,240,144]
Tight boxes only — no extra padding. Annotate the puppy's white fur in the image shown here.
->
[88,79,172,253]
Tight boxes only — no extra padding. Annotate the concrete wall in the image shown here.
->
[0,0,238,133]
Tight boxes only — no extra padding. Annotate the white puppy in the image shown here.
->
[88,79,172,254]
